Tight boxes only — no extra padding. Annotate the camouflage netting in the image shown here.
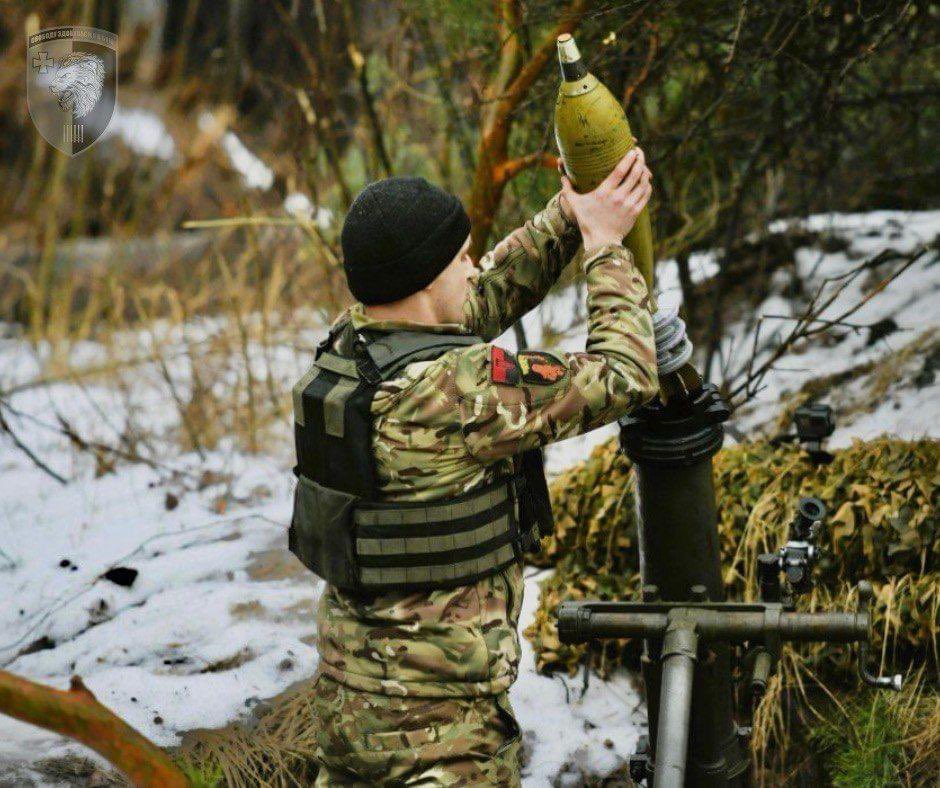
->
[525,437,939,681]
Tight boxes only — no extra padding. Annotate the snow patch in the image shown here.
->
[283,192,335,229]
[723,209,940,437]
[103,105,176,161]
[1,208,936,783]
[655,250,720,296]
[514,569,644,785]
[197,111,275,190]
[503,208,939,470]
[0,313,643,784]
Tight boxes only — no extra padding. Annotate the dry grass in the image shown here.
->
[0,224,342,786]
[177,683,321,788]
[178,437,938,786]
[4,223,935,785]
[0,216,351,473]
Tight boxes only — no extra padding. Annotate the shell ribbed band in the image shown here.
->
[653,304,694,374]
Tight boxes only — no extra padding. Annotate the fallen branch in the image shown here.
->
[0,671,188,787]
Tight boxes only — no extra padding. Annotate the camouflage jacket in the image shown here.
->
[314,191,658,698]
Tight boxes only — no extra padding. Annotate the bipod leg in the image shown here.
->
[654,618,698,788]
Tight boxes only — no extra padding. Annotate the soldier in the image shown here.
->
[291,147,656,786]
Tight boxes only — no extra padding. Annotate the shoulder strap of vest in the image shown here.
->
[311,322,482,387]
[316,317,351,359]
[360,329,481,381]
[314,321,379,384]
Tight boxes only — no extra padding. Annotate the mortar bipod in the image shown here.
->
[557,582,902,787]
[556,494,902,786]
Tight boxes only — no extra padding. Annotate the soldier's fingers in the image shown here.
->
[616,149,647,197]
[560,174,576,200]
[600,149,640,192]
[625,178,651,209]
[629,180,653,213]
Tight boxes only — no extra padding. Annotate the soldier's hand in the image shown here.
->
[560,147,652,253]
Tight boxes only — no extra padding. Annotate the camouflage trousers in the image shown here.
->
[311,674,522,786]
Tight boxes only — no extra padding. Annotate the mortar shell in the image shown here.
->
[554,33,655,292]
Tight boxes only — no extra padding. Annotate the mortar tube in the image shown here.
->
[621,387,748,786]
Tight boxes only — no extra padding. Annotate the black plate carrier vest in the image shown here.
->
[289,320,553,594]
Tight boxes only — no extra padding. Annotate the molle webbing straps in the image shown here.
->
[314,352,359,377]
[359,543,518,589]
[291,319,358,429]
[293,325,480,429]
[313,352,360,439]
[292,364,320,428]
[291,353,360,438]
[353,480,518,590]
[292,324,379,498]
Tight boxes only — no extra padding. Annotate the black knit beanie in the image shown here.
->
[341,176,472,305]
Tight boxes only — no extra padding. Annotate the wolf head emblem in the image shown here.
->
[48,52,105,118]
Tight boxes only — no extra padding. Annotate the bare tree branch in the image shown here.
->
[0,401,67,485]
[493,151,559,186]
[724,245,928,408]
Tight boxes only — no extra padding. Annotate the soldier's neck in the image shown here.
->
[363,292,444,327]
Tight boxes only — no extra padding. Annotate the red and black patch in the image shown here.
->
[518,351,568,385]
[490,346,520,385]
[490,347,567,386]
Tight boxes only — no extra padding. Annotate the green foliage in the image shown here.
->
[176,757,224,788]
[809,688,939,787]
[402,0,494,54]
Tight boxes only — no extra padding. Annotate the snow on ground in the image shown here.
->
[654,249,720,300]
[724,209,939,441]
[1,209,935,785]
[0,453,642,786]
[0,373,318,781]
[100,103,330,235]
[197,111,275,191]
[515,569,644,785]
[283,192,336,229]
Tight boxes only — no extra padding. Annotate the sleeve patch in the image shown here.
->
[518,351,568,385]
[490,346,520,385]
